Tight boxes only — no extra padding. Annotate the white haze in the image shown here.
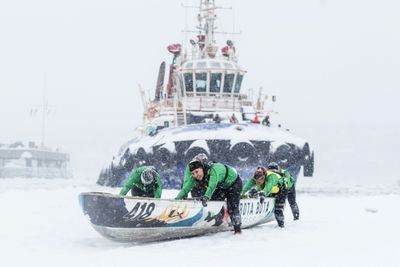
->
[1,0,400,185]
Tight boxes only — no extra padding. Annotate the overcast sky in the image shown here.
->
[1,0,399,181]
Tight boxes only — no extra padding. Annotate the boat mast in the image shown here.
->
[41,74,48,148]
[198,0,218,58]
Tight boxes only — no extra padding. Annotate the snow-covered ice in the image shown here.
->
[1,177,399,267]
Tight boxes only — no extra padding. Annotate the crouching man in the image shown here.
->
[267,162,299,220]
[119,166,162,198]
[175,159,243,234]
[242,166,287,227]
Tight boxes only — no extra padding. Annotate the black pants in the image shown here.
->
[272,187,287,227]
[224,177,243,227]
[287,186,299,220]
[130,186,155,198]
[190,184,205,198]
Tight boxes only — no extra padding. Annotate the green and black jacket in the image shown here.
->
[175,163,238,200]
[241,170,284,197]
[119,166,162,198]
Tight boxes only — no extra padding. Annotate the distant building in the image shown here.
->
[0,142,72,179]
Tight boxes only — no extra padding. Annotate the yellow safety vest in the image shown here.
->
[266,170,283,194]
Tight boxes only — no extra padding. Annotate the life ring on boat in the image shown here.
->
[229,142,258,167]
[271,144,293,168]
[154,147,173,168]
[134,148,149,167]
[185,147,209,164]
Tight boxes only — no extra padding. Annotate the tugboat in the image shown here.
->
[0,141,71,179]
[98,0,314,188]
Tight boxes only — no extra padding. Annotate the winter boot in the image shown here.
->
[233,224,242,234]
[290,204,299,220]
[277,221,285,228]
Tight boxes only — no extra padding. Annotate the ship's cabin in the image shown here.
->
[179,59,246,97]
[145,59,261,132]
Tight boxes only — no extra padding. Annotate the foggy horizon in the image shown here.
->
[1,0,399,181]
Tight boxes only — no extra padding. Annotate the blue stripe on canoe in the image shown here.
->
[164,209,204,227]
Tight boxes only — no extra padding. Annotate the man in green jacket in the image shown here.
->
[268,162,299,220]
[242,166,287,227]
[175,159,243,234]
[179,153,226,199]
[119,166,162,198]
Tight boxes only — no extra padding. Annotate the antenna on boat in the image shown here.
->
[41,73,47,148]
[182,0,240,59]
[231,0,237,44]
[29,73,56,149]
[182,2,189,60]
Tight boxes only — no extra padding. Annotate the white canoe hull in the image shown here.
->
[79,192,275,242]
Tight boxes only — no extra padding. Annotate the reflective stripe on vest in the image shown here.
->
[266,170,283,193]
[280,168,289,188]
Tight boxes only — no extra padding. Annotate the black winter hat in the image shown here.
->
[189,160,203,171]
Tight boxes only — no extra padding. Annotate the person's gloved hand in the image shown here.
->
[248,188,258,198]
[258,191,265,204]
[199,196,209,207]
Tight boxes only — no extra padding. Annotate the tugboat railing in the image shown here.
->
[155,96,253,113]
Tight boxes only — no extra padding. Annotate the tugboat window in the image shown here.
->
[234,74,243,93]
[223,73,235,93]
[197,61,207,68]
[224,63,233,69]
[184,73,193,92]
[195,73,207,93]
[210,61,221,68]
[210,73,222,93]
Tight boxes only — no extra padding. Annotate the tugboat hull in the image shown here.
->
[97,123,314,188]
